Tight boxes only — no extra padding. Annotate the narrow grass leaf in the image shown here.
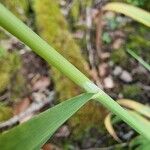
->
[103,2,150,27]
[127,49,150,72]
[0,93,94,150]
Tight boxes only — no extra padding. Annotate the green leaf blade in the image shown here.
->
[0,93,94,150]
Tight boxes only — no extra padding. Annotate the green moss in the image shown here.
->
[70,0,80,23]
[11,70,26,102]
[127,35,150,51]
[34,0,104,134]
[0,52,15,92]
[69,0,92,30]
[0,73,10,93]
[0,104,12,122]
[122,84,141,99]
[0,0,29,21]
[111,48,128,67]
[0,50,26,101]
[0,28,9,39]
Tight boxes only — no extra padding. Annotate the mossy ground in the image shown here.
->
[0,1,29,122]
[0,105,12,122]
[122,84,141,99]
[111,48,128,67]
[0,51,21,92]
[0,0,29,21]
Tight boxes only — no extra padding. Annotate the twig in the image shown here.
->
[95,10,103,59]
[85,7,102,88]
[86,7,95,68]
[0,91,55,131]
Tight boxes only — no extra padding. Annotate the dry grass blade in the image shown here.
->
[117,99,150,118]
[104,113,121,142]
[103,2,150,27]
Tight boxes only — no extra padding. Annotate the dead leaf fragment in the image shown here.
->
[13,98,30,115]
[112,38,124,49]
[33,76,50,91]
[42,143,61,150]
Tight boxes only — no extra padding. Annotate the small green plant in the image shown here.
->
[0,2,150,149]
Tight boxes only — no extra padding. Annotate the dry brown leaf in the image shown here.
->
[100,52,110,61]
[112,38,124,49]
[98,63,109,78]
[13,98,30,115]
[89,68,100,82]
[33,76,50,91]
